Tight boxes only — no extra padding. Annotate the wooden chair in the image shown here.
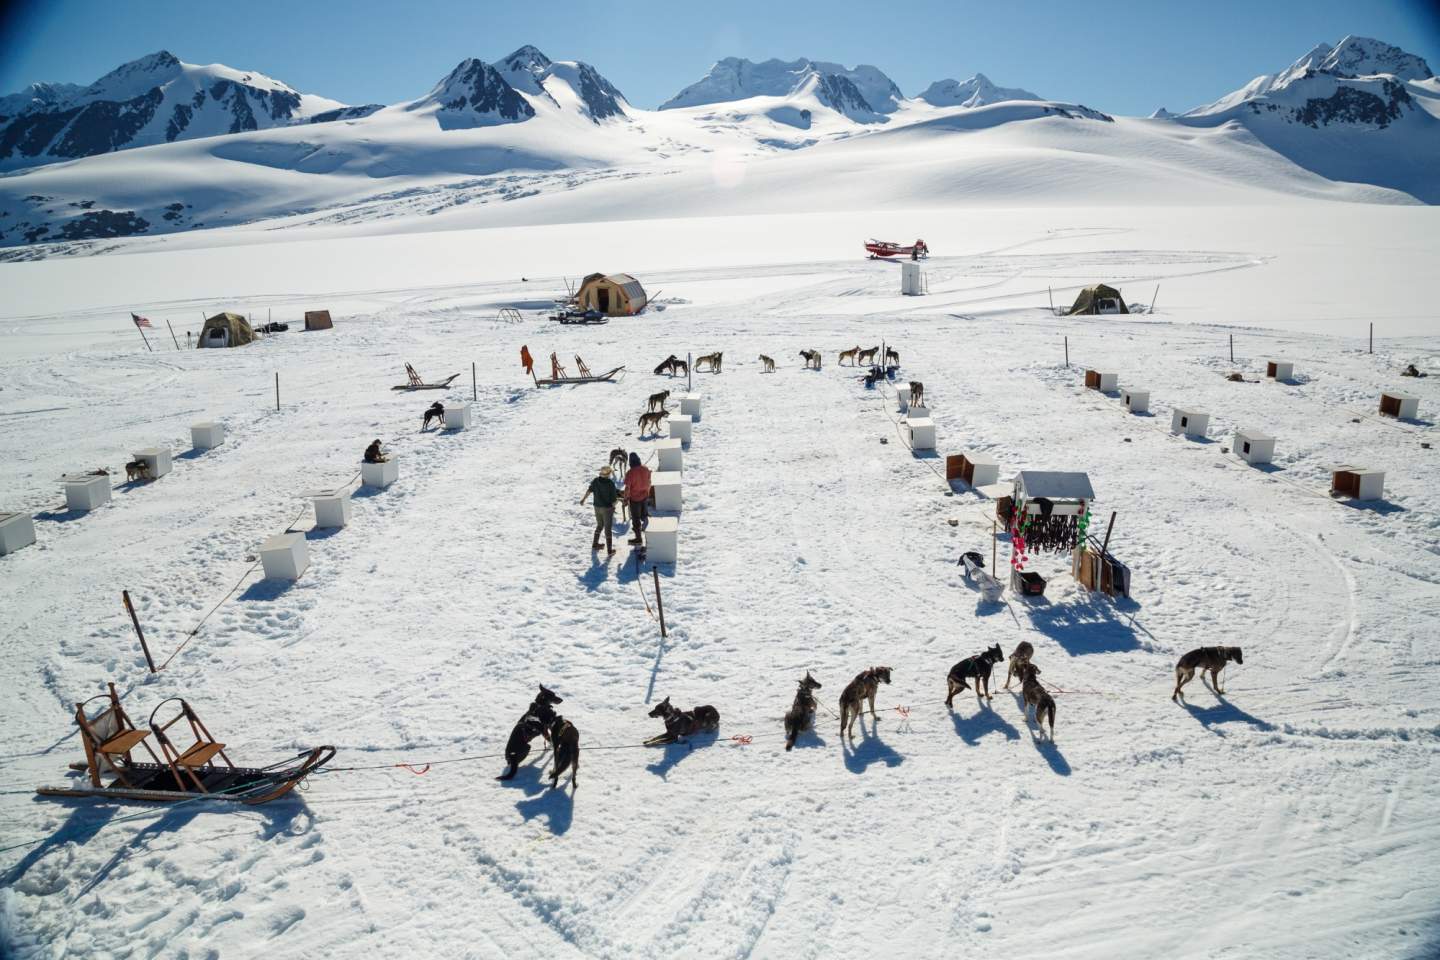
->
[74,683,162,787]
[149,698,234,793]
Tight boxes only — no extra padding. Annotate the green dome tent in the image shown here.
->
[1067,284,1129,316]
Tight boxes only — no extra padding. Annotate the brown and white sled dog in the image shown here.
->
[909,381,925,409]
[784,671,822,751]
[839,666,892,737]
[1018,663,1056,741]
[124,459,151,483]
[645,696,720,745]
[1005,641,1035,690]
[548,716,580,791]
[800,349,822,370]
[857,346,879,366]
[638,410,670,436]
[838,346,860,367]
[695,352,723,373]
[758,355,775,373]
[1171,646,1243,702]
[646,390,670,412]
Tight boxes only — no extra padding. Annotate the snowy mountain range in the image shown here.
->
[0,36,1434,251]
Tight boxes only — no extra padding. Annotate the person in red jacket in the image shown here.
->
[623,451,651,545]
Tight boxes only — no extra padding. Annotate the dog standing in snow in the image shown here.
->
[1171,646,1243,702]
[421,401,444,431]
[497,685,563,781]
[638,410,670,437]
[784,672,822,751]
[548,716,580,791]
[759,355,775,373]
[1005,641,1035,690]
[1019,663,1057,741]
[945,643,1005,705]
[839,666,891,738]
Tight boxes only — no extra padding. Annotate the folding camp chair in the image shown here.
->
[575,355,593,378]
[149,698,234,793]
[75,683,164,787]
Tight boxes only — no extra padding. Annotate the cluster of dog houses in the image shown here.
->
[637,392,702,564]
[1081,359,1420,503]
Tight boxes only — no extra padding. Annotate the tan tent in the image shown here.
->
[576,273,648,316]
[1067,284,1128,316]
[197,312,255,348]
[304,310,333,331]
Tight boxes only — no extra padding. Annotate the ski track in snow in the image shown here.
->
[2,220,1440,958]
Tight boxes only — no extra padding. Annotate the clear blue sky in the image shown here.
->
[2,0,1437,114]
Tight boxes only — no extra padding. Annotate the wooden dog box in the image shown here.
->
[655,439,683,472]
[132,447,172,479]
[1085,370,1118,392]
[645,516,679,563]
[191,422,225,450]
[1122,390,1150,413]
[678,393,702,421]
[443,404,472,430]
[259,532,309,581]
[0,512,36,555]
[312,492,352,529]
[1235,429,1275,465]
[1266,360,1294,381]
[1330,466,1384,501]
[361,458,399,489]
[1379,392,1418,420]
[63,474,111,512]
[668,415,693,445]
[652,471,682,512]
[1171,408,1209,438]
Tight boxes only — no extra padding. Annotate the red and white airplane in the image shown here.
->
[864,238,929,259]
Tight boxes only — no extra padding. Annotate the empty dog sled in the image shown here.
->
[35,683,335,805]
[391,362,460,392]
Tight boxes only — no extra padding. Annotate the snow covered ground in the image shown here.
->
[2,205,1439,958]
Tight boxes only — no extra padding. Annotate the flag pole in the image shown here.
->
[131,315,153,352]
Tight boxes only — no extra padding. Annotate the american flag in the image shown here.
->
[131,313,153,328]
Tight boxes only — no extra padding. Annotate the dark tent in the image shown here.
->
[304,310,334,331]
[1067,284,1128,316]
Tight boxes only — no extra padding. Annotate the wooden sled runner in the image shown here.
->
[35,684,335,805]
[392,362,459,391]
[532,366,623,387]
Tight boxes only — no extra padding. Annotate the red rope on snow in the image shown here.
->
[396,763,431,775]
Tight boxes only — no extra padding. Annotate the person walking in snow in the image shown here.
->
[580,465,619,554]
[624,451,652,545]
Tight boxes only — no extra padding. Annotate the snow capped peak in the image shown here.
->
[499,45,554,95]
[413,58,535,128]
[1318,35,1432,81]
[1189,35,1433,116]
[659,57,901,118]
[1150,107,1176,119]
[82,50,185,101]
[919,73,1041,108]
[0,81,84,119]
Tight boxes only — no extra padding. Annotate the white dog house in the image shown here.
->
[1234,429,1276,465]
[954,451,999,488]
[901,261,924,295]
[443,404,472,430]
[0,512,36,555]
[1379,392,1419,420]
[191,422,225,450]
[668,414,693,445]
[1330,466,1385,501]
[132,447,172,479]
[906,417,936,451]
[1171,408,1210,438]
[678,393,702,421]
[259,532,309,581]
[1084,370,1118,392]
[361,458,399,489]
[1266,360,1295,381]
[312,491,352,529]
[655,439,683,473]
[652,471,682,512]
[1122,389,1150,413]
[63,474,111,512]
[645,516,679,563]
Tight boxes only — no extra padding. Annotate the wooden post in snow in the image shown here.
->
[275,372,280,412]
[652,567,667,639]
[992,520,997,573]
[1369,322,1373,354]
[1230,334,1234,363]
[1150,284,1159,314]
[166,320,180,350]
[1064,336,1069,368]
[122,590,157,673]
[472,362,477,401]
[1100,510,1117,555]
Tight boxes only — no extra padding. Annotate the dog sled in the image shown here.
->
[549,308,610,326]
[35,684,335,806]
[391,362,460,391]
[960,552,1006,603]
[529,349,623,387]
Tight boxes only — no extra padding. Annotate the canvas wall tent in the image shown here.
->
[197,312,254,348]
[576,273,648,316]
[1067,284,1129,315]
[304,310,333,331]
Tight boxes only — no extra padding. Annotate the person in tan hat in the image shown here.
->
[580,464,620,554]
